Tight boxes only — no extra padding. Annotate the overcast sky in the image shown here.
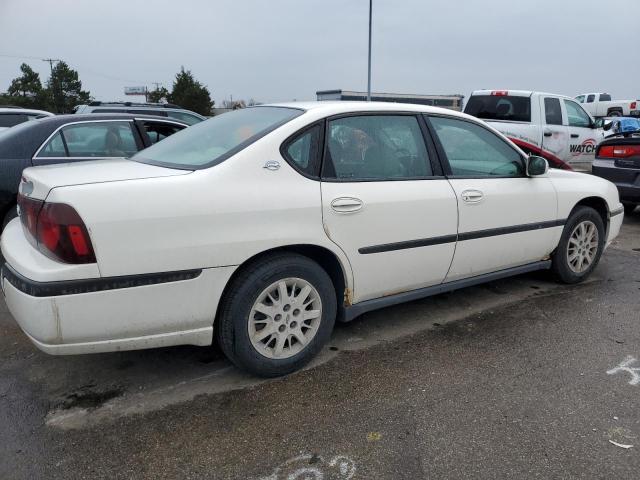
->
[1,0,638,106]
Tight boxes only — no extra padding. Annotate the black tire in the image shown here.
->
[608,110,622,117]
[623,203,636,215]
[552,206,605,284]
[1,206,18,231]
[216,252,337,377]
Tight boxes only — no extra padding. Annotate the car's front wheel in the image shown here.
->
[552,206,605,284]
[216,253,337,377]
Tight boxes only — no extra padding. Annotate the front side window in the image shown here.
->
[282,124,322,177]
[38,121,138,158]
[586,94,596,103]
[563,100,592,128]
[429,116,524,177]
[323,115,432,180]
[544,97,563,126]
[133,106,303,169]
[575,95,585,103]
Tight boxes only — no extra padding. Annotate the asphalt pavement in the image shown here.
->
[1,214,640,479]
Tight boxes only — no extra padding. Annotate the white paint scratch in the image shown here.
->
[259,453,356,480]
[607,356,640,385]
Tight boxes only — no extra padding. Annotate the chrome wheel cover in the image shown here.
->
[567,220,599,274]
[248,278,322,359]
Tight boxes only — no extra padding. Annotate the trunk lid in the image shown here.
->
[19,159,191,200]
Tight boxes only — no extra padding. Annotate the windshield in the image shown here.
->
[464,95,532,122]
[132,106,303,169]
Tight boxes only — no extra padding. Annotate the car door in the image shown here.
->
[33,120,143,166]
[540,96,569,166]
[425,114,558,282]
[320,113,458,303]
[563,99,599,171]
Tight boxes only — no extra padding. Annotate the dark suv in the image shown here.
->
[74,102,206,125]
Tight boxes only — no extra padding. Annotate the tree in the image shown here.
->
[4,63,47,108]
[47,61,91,113]
[147,86,169,103]
[168,67,213,115]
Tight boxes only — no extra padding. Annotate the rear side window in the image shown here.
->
[0,113,28,128]
[464,95,531,122]
[281,124,323,177]
[430,116,524,177]
[544,97,563,126]
[141,122,184,145]
[600,94,612,101]
[563,100,592,128]
[323,115,432,180]
[37,121,138,158]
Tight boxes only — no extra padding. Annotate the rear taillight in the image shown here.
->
[631,101,637,110]
[597,145,640,158]
[17,194,96,264]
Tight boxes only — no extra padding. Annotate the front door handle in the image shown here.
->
[331,197,363,213]
[543,131,553,137]
[571,133,579,138]
[461,189,484,204]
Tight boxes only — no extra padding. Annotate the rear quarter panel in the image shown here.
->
[45,126,354,289]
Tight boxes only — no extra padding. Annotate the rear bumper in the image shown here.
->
[1,219,236,355]
[592,161,640,203]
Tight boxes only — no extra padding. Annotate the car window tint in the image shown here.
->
[38,131,67,157]
[586,94,595,103]
[600,94,612,101]
[167,111,203,125]
[430,116,524,177]
[324,115,431,180]
[563,100,591,128]
[59,121,138,158]
[575,95,585,103]
[142,122,184,145]
[464,95,531,122]
[0,113,28,128]
[544,97,563,125]
[282,124,322,177]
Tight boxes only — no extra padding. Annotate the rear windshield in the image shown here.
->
[133,106,303,169]
[464,95,532,122]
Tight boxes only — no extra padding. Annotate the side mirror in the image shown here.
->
[526,155,548,177]
[603,120,613,131]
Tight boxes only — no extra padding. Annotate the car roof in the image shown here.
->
[0,107,54,116]
[265,100,470,118]
[469,90,574,100]
[35,113,189,126]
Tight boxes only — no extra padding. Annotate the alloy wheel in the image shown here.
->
[567,220,599,274]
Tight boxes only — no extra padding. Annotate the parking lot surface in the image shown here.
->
[1,215,640,479]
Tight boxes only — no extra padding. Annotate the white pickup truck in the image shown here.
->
[464,90,602,171]
[575,93,639,118]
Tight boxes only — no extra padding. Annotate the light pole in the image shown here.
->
[367,0,372,101]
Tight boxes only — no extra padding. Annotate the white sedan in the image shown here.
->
[1,102,624,377]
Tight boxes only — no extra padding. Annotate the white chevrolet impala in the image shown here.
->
[1,102,624,377]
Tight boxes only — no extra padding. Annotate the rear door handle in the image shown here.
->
[571,133,579,138]
[461,189,484,204]
[331,197,363,213]
[543,131,553,137]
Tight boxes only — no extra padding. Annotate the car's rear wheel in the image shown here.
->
[216,253,337,377]
[623,203,637,215]
[552,206,605,284]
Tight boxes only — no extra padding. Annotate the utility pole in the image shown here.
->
[367,0,372,101]
[43,58,62,112]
